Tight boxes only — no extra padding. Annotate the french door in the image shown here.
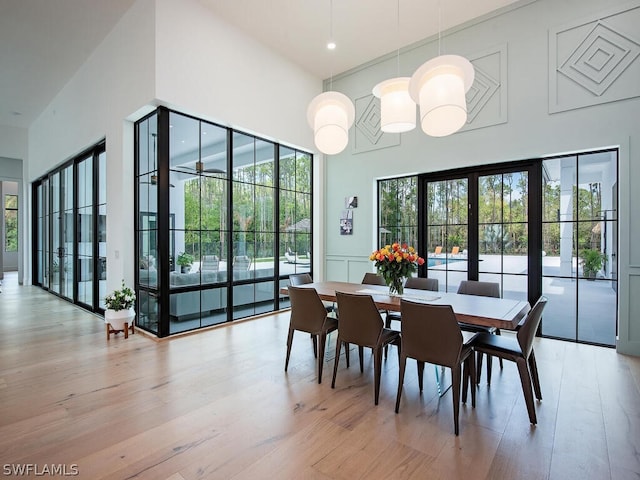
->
[421,162,541,307]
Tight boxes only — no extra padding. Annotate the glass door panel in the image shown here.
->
[541,151,617,345]
[77,156,93,307]
[425,178,468,292]
[61,165,74,300]
[478,171,528,301]
[50,172,61,295]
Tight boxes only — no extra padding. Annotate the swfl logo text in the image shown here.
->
[3,464,79,476]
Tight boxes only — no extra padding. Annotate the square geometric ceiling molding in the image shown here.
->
[549,2,640,113]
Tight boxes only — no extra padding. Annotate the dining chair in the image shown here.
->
[386,277,438,323]
[285,285,339,384]
[361,272,386,286]
[384,277,439,358]
[331,291,400,405]
[469,296,548,424]
[457,280,502,383]
[395,299,476,435]
[289,273,335,314]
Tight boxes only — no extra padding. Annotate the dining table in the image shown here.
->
[280,280,532,395]
[281,280,531,331]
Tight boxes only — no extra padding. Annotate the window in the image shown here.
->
[32,143,106,312]
[4,194,17,252]
[135,107,314,337]
[377,151,618,347]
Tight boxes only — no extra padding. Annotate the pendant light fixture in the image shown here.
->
[409,2,474,137]
[372,0,416,133]
[307,0,355,155]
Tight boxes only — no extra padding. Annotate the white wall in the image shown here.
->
[323,0,640,354]
[25,0,323,293]
[154,0,319,151]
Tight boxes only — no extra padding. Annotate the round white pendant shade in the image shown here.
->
[409,55,474,137]
[307,91,355,155]
[372,77,416,133]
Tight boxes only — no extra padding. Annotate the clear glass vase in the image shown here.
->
[387,275,404,296]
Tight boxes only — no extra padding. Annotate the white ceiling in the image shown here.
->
[0,0,520,130]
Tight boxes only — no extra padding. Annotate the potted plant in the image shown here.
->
[581,249,605,280]
[177,252,194,273]
[104,280,136,338]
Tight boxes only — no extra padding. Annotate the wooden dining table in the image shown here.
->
[281,280,531,396]
[281,281,531,331]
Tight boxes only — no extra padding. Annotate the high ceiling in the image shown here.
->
[0,0,521,129]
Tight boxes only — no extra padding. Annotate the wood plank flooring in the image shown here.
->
[1,272,639,479]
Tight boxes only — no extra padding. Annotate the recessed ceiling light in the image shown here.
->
[327,41,336,50]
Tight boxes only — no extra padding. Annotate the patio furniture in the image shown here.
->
[395,300,476,435]
[469,296,548,424]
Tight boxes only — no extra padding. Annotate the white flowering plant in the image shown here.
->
[105,280,136,311]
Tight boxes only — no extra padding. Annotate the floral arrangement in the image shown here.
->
[104,280,136,311]
[369,243,425,295]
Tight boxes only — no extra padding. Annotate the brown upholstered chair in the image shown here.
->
[386,277,439,324]
[289,273,335,315]
[289,273,313,286]
[395,299,476,436]
[384,276,438,358]
[331,291,400,405]
[469,296,548,424]
[285,285,339,384]
[457,280,502,382]
[361,272,386,286]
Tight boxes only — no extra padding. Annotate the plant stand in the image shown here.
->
[105,308,136,340]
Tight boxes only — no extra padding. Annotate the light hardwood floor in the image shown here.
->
[1,272,639,480]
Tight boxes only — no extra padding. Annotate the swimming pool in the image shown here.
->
[428,257,467,268]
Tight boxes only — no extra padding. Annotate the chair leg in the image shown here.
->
[317,332,327,384]
[486,354,493,385]
[384,317,392,359]
[515,357,537,424]
[331,335,343,389]
[462,354,477,407]
[476,351,483,384]
[470,353,476,408]
[345,342,350,368]
[496,329,503,368]
[311,333,318,358]
[417,361,425,393]
[285,327,295,371]
[359,345,365,373]
[395,354,407,413]
[373,347,382,405]
[528,350,542,400]
[451,365,462,436]
[462,358,469,404]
